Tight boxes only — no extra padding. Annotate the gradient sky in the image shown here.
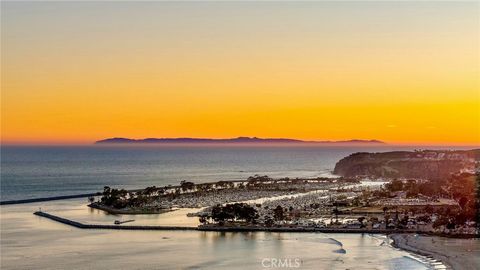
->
[2,1,479,145]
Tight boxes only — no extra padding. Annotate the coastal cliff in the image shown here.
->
[333,149,479,180]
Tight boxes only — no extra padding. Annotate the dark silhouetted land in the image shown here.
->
[95,136,385,145]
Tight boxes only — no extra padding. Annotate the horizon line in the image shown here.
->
[2,140,480,148]
[2,136,480,147]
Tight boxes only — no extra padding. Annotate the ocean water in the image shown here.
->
[0,145,471,201]
[0,199,431,270]
[1,145,463,269]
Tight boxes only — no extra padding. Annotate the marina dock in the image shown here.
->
[34,211,476,238]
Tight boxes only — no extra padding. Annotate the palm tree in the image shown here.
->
[383,206,389,228]
[332,203,340,224]
[264,216,274,227]
[358,217,366,228]
[273,206,284,221]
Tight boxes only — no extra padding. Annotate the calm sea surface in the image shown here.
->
[2,145,470,269]
[1,198,433,270]
[0,145,473,201]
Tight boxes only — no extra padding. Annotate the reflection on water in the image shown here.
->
[4,145,461,201]
[1,199,429,269]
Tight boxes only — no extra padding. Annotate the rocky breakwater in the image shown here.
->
[333,149,479,180]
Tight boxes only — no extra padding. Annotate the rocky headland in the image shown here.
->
[333,149,479,180]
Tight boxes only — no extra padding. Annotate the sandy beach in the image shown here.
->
[1,199,432,270]
[390,234,480,270]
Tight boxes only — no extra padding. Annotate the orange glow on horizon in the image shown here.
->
[1,2,479,146]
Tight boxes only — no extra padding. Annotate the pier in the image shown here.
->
[1,193,99,205]
[33,211,197,231]
[33,211,476,238]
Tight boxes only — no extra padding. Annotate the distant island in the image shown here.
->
[95,137,386,145]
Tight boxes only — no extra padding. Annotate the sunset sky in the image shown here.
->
[2,1,479,145]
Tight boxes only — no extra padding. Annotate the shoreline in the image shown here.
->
[88,202,176,215]
[30,211,416,233]
[0,177,336,205]
[30,210,480,269]
[0,193,99,205]
[33,211,478,238]
[390,234,452,269]
[390,234,480,270]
